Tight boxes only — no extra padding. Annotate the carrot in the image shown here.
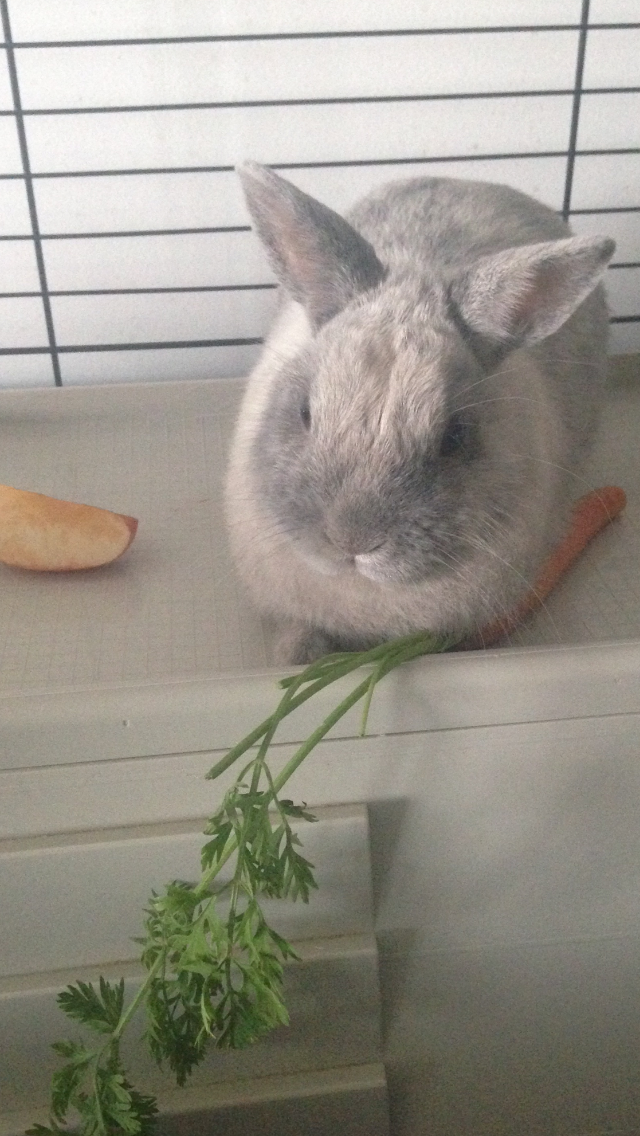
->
[467,485,627,648]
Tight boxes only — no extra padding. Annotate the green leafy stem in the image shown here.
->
[31,631,454,1136]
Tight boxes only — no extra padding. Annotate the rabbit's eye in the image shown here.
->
[439,416,467,457]
[300,400,311,429]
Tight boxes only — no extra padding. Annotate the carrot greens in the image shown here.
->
[31,631,453,1136]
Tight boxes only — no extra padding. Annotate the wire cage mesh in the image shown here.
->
[0,0,638,390]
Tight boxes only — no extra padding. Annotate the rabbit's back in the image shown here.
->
[348,176,569,269]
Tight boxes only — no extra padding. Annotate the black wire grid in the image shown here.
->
[0,0,638,386]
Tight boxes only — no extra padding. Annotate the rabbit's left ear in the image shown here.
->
[450,235,615,347]
[238,162,386,327]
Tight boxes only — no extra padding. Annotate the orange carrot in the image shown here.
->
[467,485,626,648]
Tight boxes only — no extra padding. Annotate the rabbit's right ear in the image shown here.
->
[238,163,386,327]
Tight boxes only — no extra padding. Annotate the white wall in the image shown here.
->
[0,1,638,383]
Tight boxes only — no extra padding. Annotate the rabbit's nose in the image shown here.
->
[322,493,388,558]
[323,523,384,558]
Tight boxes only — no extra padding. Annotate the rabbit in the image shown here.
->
[225,163,615,664]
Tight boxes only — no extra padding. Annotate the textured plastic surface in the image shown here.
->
[0,359,638,696]
[1,363,639,1136]
[0,378,263,690]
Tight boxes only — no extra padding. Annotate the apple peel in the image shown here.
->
[0,483,138,571]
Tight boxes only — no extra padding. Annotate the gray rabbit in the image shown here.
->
[225,164,615,663]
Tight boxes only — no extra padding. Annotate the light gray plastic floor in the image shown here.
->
[0,359,638,694]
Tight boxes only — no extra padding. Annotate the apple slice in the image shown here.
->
[0,483,138,571]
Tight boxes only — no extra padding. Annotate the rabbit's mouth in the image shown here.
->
[292,540,349,577]
[353,550,397,583]
[303,548,395,584]
[292,537,379,581]
[293,534,453,588]
[290,522,383,578]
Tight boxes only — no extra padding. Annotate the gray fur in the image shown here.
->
[226,167,615,663]
[238,163,387,327]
